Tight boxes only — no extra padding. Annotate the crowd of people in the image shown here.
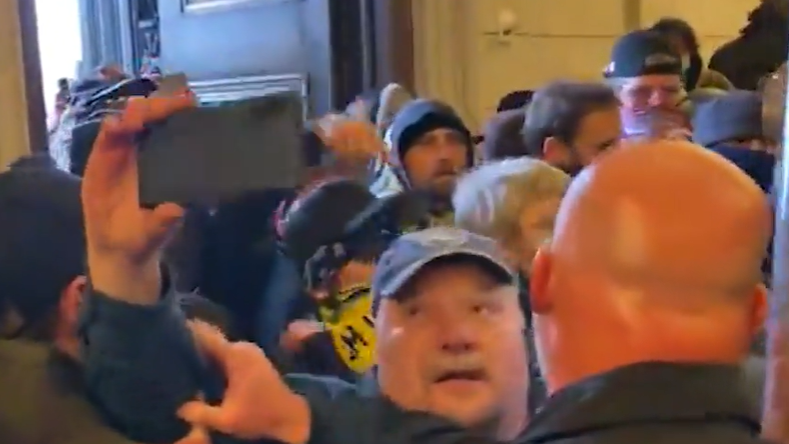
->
[3,1,789,443]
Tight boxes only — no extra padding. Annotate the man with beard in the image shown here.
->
[384,99,475,225]
[602,30,690,140]
[522,81,621,176]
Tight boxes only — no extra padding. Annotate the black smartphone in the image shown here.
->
[137,92,306,208]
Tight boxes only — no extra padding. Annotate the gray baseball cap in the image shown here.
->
[372,227,516,310]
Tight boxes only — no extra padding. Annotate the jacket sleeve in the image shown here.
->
[77,285,370,444]
[78,285,222,443]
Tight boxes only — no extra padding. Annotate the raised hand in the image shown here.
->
[82,94,195,303]
[315,113,389,165]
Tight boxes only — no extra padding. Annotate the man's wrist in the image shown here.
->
[87,253,162,305]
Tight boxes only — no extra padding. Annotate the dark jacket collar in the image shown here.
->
[526,361,760,442]
[375,395,499,444]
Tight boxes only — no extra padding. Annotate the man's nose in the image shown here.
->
[433,141,454,159]
[436,316,478,354]
[647,93,664,107]
[648,90,673,108]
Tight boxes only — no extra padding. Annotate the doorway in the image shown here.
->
[35,0,83,128]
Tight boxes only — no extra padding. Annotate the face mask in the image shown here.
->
[318,284,376,374]
[708,145,775,192]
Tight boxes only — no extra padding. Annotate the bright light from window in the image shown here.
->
[35,0,82,117]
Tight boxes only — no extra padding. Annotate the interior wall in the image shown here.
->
[413,0,759,132]
[156,0,363,116]
[0,0,31,168]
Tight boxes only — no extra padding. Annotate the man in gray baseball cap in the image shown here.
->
[371,227,529,440]
[75,224,533,443]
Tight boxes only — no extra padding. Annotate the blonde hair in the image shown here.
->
[453,157,570,241]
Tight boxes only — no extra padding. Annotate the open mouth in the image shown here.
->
[434,369,487,383]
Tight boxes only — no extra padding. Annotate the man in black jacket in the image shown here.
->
[526,139,771,444]
[0,157,230,444]
[0,160,143,444]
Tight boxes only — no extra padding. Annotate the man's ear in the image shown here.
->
[59,275,87,324]
[749,283,768,336]
[542,136,568,165]
[529,248,554,314]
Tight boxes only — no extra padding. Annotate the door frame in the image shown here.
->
[370,0,414,92]
[17,0,46,152]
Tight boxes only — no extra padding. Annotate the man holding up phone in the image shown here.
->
[78,93,392,442]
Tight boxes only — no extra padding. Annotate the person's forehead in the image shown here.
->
[419,127,462,140]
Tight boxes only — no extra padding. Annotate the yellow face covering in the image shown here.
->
[317,284,376,374]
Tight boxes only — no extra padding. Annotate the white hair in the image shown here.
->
[453,157,570,241]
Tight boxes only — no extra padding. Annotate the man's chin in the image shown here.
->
[428,178,457,198]
[431,402,498,429]
[429,384,496,426]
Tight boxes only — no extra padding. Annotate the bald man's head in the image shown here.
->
[530,140,771,392]
[556,140,770,296]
